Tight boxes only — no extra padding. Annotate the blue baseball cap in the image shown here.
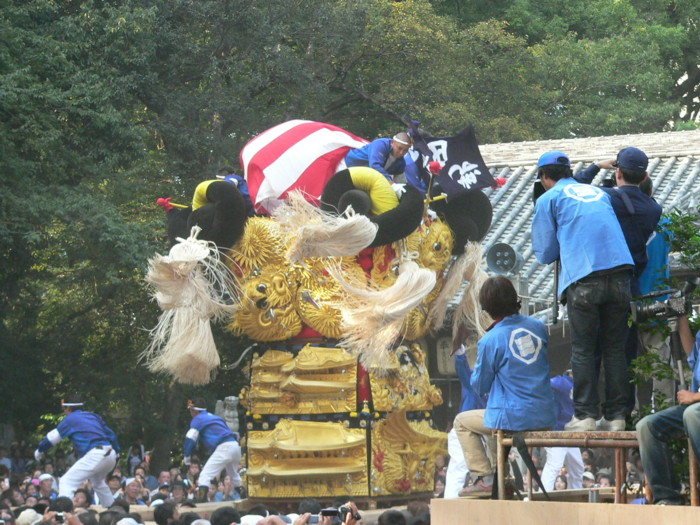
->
[613,147,648,171]
[537,151,570,169]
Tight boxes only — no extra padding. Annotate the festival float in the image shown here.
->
[145,120,496,501]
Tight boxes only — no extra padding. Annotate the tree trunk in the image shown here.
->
[149,383,184,474]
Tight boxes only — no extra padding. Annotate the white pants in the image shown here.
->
[444,429,469,498]
[59,447,117,505]
[541,447,584,491]
[199,440,241,488]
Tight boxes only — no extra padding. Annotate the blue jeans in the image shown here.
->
[637,403,700,503]
[566,271,631,419]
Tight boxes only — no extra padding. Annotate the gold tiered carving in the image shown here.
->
[243,343,446,499]
[247,345,357,415]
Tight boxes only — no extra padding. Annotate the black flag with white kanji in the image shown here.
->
[410,123,495,199]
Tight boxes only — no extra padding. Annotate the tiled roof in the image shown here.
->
[478,129,700,318]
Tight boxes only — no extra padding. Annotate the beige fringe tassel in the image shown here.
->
[451,244,492,347]
[330,258,436,371]
[142,227,237,385]
[273,191,378,263]
[428,242,484,331]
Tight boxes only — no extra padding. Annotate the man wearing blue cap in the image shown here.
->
[532,151,634,431]
[577,147,662,292]
[577,148,663,418]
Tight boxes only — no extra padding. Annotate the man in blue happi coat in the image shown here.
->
[454,276,555,494]
[344,133,412,181]
[34,395,120,505]
[184,398,241,502]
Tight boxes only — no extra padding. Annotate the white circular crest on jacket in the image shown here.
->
[509,328,543,364]
[564,184,604,203]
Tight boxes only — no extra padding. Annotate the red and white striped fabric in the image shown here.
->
[240,120,368,214]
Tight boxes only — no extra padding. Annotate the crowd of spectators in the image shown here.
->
[2,442,436,525]
[0,429,653,525]
[0,440,253,525]
[530,446,632,492]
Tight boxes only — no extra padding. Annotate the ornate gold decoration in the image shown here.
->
[370,410,447,496]
[402,286,442,341]
[229,266,303,341]
[243,342,447,499]
[247,346,357,415]
[369,244,399,287]
[369,343,443,412]
[405,219,454,273]
[247,419,368,498]
[226,209,458,499]
[295,257,365,339]
[252,350,295,368]
[248,419,365,450]
[229,217,286,276]
[285,344,357,371]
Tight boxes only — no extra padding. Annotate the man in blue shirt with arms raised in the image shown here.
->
[34,394,120,505]
[532,151,634,431]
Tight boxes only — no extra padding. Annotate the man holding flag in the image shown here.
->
[409,123,496,197]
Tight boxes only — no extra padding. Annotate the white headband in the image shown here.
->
[62,402,84,407]
[187,400,206,411]
[392,135,410,145]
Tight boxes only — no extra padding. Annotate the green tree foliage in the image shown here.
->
[435,0,695,131]
[665,206,700,281]
[530,34,676,138]
[1,1,188,457]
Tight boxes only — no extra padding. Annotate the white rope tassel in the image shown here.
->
[330,258,436,370]
[428,252,464,330]
[273,191,378,263]
[452,244,491,345]
[150,313,220,385]
[142,226,237,384]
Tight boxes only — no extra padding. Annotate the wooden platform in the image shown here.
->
[496,430,640,503]
[432,498,697,525]
[458,487,617,503]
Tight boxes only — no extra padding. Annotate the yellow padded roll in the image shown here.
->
[191,180,218,210]
[347,167,399,215]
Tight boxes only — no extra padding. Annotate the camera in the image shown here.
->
[338,505,360,522]
[600,174,616,188]
[631,277,699,324]
[55,513,65,523]
[309,506,361,524]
